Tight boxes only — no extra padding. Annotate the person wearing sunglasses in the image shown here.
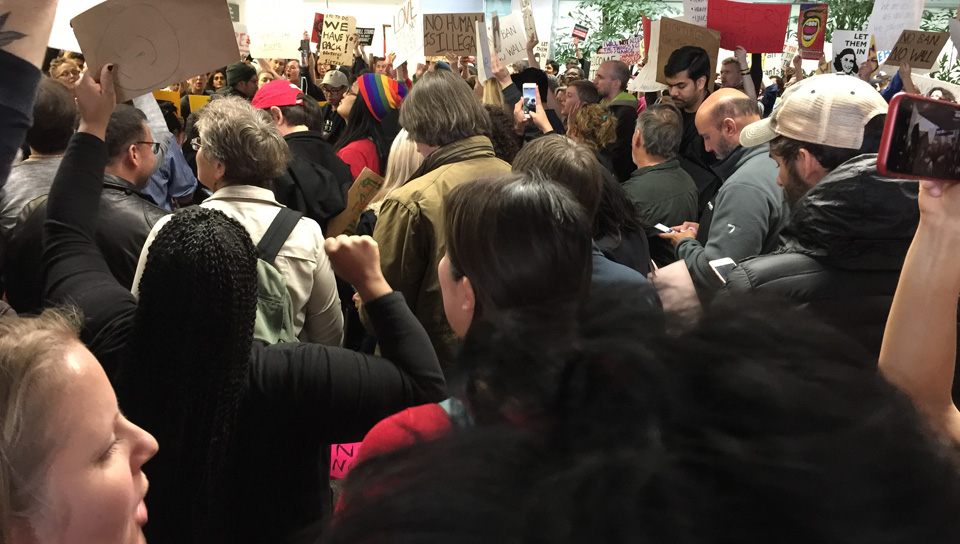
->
[3,104,168,314]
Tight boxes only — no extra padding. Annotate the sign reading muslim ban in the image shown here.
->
[423,13,485,57]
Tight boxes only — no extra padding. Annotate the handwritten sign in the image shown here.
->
[656,17,721,87]
[572,24,589,40]
[358,27,376,46]
[475,19,493,82]
[628,19,667,93]
[327,168,385,236]
[249,31,300,58]
[71,0,239,103]
[603,36,644,65]
[831,30,871,76]
[330,442,361,479]
[588,53,618,80]
[867,0,924,52]
[392,0,424,66]
[319,14,357,66]
[885,30,950,70]
[797,4,827,60]
[706,0,791,53]
[533,40,550,65]
[234,22,251,58]
[683,0,708,26]
[423,13,484,57]
[519,0,538,41]
[490,12,527,65]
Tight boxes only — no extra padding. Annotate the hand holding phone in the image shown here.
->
[654,223,676,233]
[522,83,537,119]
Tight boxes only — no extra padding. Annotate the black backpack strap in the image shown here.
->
[258,208,303,264]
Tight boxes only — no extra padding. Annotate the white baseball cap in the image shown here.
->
[740,74,889,150]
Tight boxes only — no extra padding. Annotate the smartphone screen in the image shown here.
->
[522,84,537,117]
[878,94,960,183]
[709,258,737,284]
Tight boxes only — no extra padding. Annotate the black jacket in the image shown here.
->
[4,173,167,313]
[720,155,919,359]
[273,131,354,230]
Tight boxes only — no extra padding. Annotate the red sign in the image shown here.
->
[572,24,588,40]
[311,13,325,44]
[642,15,651,58]
[706,0,791,53]
[798,4,827,60]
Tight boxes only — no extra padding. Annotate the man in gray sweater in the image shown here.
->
[660,88,788,292]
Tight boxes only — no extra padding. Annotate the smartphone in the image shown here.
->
[709,257,737,284]
[522,83,537,118]
[654,223,676,233]
[878,93,960,184]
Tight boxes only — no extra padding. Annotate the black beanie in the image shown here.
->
[226,62,257,86]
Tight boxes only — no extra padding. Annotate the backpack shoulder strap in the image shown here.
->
[258,207,303,264]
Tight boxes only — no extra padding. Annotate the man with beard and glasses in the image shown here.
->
[719,75,917,361]
[660,88,786,293]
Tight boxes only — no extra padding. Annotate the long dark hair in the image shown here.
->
[117,208,257,542]
[594,171,648,240]
[334,93,387,169]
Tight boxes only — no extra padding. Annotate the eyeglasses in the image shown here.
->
[137,141,160,153]
[321,86,346,94]
[190,137,202,151]
[57,69,80,79]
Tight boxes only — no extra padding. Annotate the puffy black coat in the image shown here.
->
[720,155,919,361]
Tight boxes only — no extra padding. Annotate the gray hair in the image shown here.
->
[635,104,682,160]
[399,70,490,147]
[713,95,761,127]
[195,96,290,187]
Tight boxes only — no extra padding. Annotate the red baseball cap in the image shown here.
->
[252,79,304,109]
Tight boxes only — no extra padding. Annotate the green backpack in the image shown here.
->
[253,208,302,344]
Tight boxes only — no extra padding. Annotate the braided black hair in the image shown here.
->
[116,207,257,542]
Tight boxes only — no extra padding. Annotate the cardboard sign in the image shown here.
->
[867,0,924,52]
[683,0,708,26]
[490,12,527,65]
[706,0,791,54]
[831,30,871,76]
[392,0,424,66]
[519,0,538,41]
[656,17,721,87]
[885,30,950,70]
[797,4,827,60]
[423,13,484,57]
[327,168,385,237]
[330,442,361,479]
[311,13,324,44]
[71,0,239,103]
[188,94,211,112]
[572,24,589,40]
[475,19,493,82]
[358,27,376,46]
[628,19,667,93]
[319,14,357,66]
[152,90,180,115]
[234,22,251,58]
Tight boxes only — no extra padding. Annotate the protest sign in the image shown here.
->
[423,13,484,57]
[49,0,102,51]
[490,12,527,65]
[885,30,950,70]
[188,94,211,112]
[657,17,721,88]
[327,168,385,237]
[831,31,871,76]
[603,36,644,66]
[319,14,357,66]
[797,4,827,60]
[572,24,589,40]
[867,35,880,76]
[358,27,376,46]
[589,53,618,80]
[706,0,791,53]
[311,13,324,44]
[867,0,923,52]
[475,19,493,82]
[234,23,251,58]
[519,0,538,41]
[152,90,180,115]
[628,19,667,93]
[643,15,652,56]
[683,0,708,27]
[71,0,239,103]
[533,40,550,65]
[248,31,300,59]
[330,443,360,479]
[392,0,424,66]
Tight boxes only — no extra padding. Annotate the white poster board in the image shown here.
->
[392,0,424,66]
[488,12,527,65]
[628,20,667,93]
[683,0,708,27]
[831,30,871,76]
[476,19,492,82]
[867,0,923,53]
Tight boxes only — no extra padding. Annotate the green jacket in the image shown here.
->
[369,136,510,370]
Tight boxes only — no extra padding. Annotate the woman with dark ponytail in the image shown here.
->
[41,64,445,544]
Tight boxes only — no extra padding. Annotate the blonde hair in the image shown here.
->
[47,57,79,78]
[0,309,82,544]
[571,104,617,151]
[482,77,504,107]
[368,130,422,213]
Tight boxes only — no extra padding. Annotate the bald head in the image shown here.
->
[695,88,761,160]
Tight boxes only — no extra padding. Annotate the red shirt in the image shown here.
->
[335,138,380,179]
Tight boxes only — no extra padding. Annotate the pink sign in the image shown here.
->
[330,442,361,479]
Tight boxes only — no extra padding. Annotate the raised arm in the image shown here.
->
[526,34,540,70]
[736,47,757,100]
[880,179,960,444]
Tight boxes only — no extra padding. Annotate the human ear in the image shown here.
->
[270,106,283,126]
[459,275,476,315]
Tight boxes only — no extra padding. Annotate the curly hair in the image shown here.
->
[571,104,617,151]
[195,96,290,188]
[118,207,257,541]
[484,104,521,164]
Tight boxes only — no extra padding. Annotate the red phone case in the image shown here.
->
[877,93,960,184]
